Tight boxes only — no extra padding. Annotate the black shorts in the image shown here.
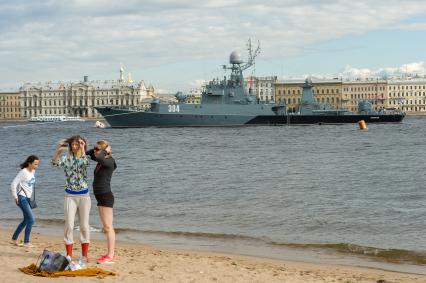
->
[95,192,114,208]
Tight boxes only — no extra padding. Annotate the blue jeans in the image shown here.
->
[12,195,35,243]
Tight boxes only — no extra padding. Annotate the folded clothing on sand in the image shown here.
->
[19,263,116,278]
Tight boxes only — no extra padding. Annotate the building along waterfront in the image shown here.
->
[0,91,21,120]
[19,67,154,120]
[387,78,426,114]
[275,79,343,113]
[273,77,426,114]
[1,74,426,121]
[245,76,277,104]
[342,79,387,112]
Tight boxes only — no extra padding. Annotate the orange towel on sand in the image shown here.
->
[19,263,117,278]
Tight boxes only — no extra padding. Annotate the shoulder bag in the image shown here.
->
[19,185,37,209]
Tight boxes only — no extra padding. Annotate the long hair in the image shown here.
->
[20,155,39,169]
[65,135,87,158]
[96,140,112,159]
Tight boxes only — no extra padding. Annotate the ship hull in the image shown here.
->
[247,114,405,125]
[96,107,405,127]
[95,107,255,127]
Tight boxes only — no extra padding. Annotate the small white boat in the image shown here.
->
[29,115,85,122]
[95,121,106,128]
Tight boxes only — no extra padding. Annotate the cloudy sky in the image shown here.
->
[1,0,425,92]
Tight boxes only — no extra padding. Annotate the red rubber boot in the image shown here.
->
[65,244,73,257]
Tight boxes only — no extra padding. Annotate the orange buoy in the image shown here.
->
[358,120,368,130]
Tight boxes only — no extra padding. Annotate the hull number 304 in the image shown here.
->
[168,105,180,113]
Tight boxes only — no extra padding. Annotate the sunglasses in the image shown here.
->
[94,147,101,151]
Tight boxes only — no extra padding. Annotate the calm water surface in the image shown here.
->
[1,117,426,272]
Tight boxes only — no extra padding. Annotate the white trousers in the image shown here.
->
[64,194,91,244]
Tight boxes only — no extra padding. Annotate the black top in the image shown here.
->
[86,149,117,195]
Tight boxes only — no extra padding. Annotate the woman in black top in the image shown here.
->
[86,140,117,264]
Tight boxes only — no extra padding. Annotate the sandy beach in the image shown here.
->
[0,229,425,283]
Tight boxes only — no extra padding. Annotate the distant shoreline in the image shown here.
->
[1,114,426,124]
[0,118,106,123]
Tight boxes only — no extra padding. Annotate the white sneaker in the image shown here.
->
[11,240,22,246]
[23,243,34,248]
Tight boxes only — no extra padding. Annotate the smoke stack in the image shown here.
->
[84,75,88,82]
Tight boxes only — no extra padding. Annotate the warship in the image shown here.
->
[95,41,405,127]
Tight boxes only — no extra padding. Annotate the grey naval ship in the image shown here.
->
[95,43,405,128]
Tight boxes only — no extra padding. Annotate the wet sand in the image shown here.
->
[1,228,426,282]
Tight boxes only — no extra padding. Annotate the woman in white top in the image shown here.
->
[10,155,39,247]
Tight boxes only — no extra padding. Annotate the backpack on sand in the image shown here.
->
[36,250,70,273]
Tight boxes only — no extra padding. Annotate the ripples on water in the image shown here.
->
[1,118,426,270]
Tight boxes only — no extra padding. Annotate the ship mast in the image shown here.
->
[202,39,260,105]
[241,38,260,71]
[226,39,260,86]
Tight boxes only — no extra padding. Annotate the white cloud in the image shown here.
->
[402,62,426,74]
[0,0,426,90]
[340,62,426,79]
[396,23,426,30]
[189,79,207,89]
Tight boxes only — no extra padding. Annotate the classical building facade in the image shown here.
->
[0,91,21,120]
[185,88,203,104]
[20,68,152,119]
[275,79,342,112]
[273,77,426,114]
[8,71,426,120]
[386,78,426,114]
[311,80,342,110]
[274,80,303,112]
[342,79,387,112]
[245,76,277,103]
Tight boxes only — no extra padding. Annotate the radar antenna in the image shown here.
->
[222,39,261,88]
[241,38,260,71]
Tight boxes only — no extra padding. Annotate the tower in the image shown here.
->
[119,64,124,82]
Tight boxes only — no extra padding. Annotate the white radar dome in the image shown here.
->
[229,50,243,64]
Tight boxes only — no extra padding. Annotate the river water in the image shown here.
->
[1,117,425,273]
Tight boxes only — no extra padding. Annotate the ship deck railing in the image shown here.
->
[107,105,151,112]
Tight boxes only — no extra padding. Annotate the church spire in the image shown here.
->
[120,64,125,82]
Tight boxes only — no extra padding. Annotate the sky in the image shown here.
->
[0,0,425,93]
